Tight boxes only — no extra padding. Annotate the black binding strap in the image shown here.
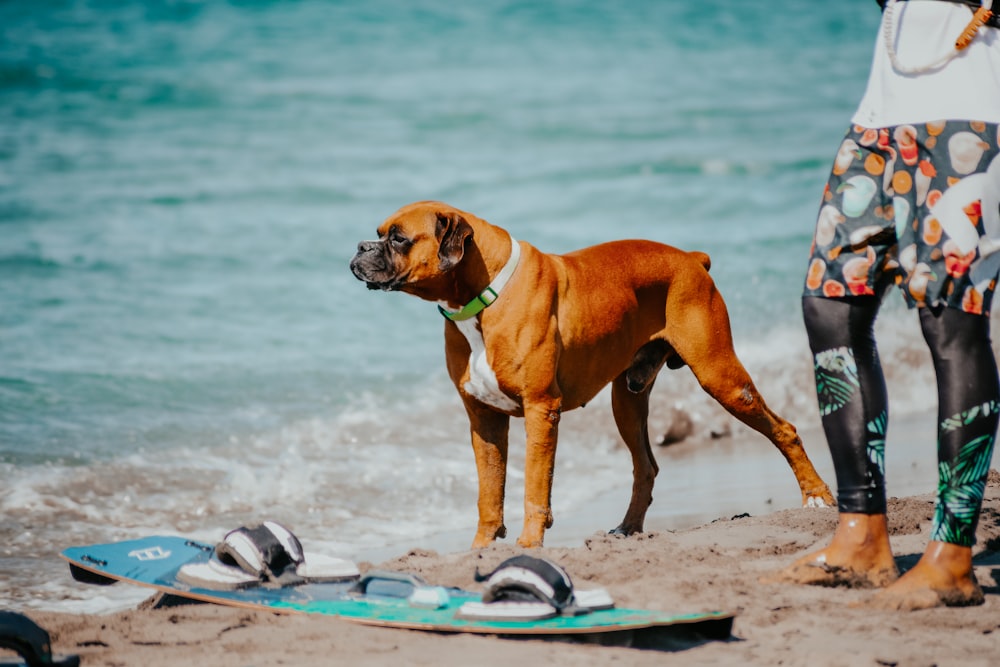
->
[475,555,575,610]
[214,522,304,583]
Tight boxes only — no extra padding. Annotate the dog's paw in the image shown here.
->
[608,523,642,537]
[802,486,836,508]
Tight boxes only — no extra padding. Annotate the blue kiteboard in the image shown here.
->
[61,536,734,646]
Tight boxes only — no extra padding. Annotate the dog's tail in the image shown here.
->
[689,250,711,272]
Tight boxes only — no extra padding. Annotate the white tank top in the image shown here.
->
[852,1,1000,127]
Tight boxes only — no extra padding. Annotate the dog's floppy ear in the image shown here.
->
[435,211,473,272]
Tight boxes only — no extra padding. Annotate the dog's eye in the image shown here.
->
[389,232,411,251]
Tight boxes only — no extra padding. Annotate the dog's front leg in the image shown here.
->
[467,405,511,548]
[518,401,561,548]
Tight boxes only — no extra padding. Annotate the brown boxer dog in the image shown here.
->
[351,201,834,548]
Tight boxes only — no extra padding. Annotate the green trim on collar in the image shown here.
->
[438,235,520,322]
[438,286,498,321]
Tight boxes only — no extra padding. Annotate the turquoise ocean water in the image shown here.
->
[3,1,994,611]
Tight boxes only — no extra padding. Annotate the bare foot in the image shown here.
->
[861,541,983,610]
[762,513,898,588]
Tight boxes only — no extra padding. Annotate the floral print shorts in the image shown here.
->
[803,120,1000,315]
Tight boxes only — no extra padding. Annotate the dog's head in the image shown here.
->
[349,201,474,298]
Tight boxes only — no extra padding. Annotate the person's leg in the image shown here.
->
[806,295,889,514]
[770,121,902,588]
[870,306,999,609]
[768,295,899,587]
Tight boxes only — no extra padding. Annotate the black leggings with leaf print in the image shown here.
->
[803,295,999,547]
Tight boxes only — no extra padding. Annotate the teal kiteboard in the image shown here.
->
[61,536,734,646]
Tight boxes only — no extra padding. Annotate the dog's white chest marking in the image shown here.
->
[452,317,519,412]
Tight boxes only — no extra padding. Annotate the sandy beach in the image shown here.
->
[7,414,1000,667]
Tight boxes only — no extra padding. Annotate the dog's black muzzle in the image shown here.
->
[350,240,399,291]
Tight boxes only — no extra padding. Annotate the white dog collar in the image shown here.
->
[438,235,520,322]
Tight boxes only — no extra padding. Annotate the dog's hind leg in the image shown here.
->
[720,379,834,507]
[609,372,659,535]
[677,349,834,507]
[662,281,835,508]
